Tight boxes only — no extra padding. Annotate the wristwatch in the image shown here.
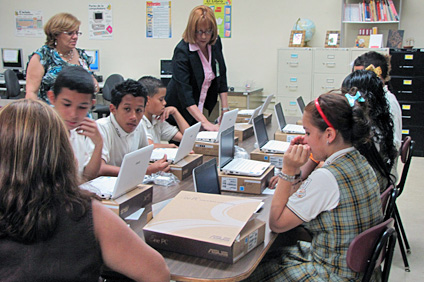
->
[278,171,301,182]
[221,107,230,111]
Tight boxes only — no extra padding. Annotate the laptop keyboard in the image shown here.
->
[225,158,269,175]
[263,140,290,152]
[283,124,305,134]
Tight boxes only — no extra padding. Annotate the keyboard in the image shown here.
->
[151,148,177,161]
[283,124,305,134]
[238,109,254,115]
[262,140,289,153]
[224,158,270,176]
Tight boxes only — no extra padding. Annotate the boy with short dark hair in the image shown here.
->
[96,79,169,176]
[47,66,103,182]
[138,76,189,148]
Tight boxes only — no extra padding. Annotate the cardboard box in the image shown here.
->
[143,191,266,263]
[250,148,284,168]
[236,113,272,125]
[194,137,239,156]
[274,131,304,142]
[234,123,254,141]
[102,184,153,219]
[218,165,274,194]
[170,154,203,180]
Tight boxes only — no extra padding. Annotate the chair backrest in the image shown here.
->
[102,74,124,101]
[4,69,21,98]
[380,185,397,220]
[347,218,397,282]
[397,136,414,196]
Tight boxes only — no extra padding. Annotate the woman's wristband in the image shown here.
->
[278,171,301,183]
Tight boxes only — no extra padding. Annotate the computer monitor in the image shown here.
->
[85,49,100,72]
[2,48,24,71]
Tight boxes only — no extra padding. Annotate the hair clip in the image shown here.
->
[365,64,382,77]
[345,91,365,107]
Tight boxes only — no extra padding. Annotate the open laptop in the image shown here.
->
[193,158,221,194]
[238,94,274,116]
[237,105,261,125]
[196,108,238,142]
[274,102,305,134]
[297,96,306,114]
[150,122,201,163]
[253,114,290,154]
[80,145,154,199]
[219,126,270,177]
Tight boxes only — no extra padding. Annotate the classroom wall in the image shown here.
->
[1,0,422,97]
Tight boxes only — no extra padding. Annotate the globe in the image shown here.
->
[293,18,316,43]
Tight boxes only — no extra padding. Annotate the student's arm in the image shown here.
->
[79,118,103,181]
[99,160,120,177]
[160,106,190,139]
[148,137,178,149]
[186,105,219,131]
[146,156,170,174]
[269,144,310,233]
[92,200,170,282]
[25,54,44,100]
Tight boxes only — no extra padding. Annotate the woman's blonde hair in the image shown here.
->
[44,13,81,48]
[0,99,92,243]
[182,5,218,45]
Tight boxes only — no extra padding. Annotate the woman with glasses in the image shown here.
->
[26,13,99,103]
[165,5,229,131]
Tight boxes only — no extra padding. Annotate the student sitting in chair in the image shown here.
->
[0,99,170,282]
[138,76,189,148]
[96,79,170,176]
[47,66,103,182]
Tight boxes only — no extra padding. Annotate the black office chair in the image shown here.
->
[93,74,124,118]
[393,136,414,272]
[381,185,397,221]
[4,69,24,99]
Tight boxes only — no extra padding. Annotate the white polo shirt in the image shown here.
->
[69,129,93,176]
[96,114,150,167]
[141,115,179,143]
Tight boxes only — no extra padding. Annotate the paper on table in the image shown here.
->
[125,207,145,220]
[262,188,275,195]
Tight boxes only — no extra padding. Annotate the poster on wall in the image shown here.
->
[204,0,232,38]
[14,10,44,37]
[146,1,172,38]
[88,4,113,40]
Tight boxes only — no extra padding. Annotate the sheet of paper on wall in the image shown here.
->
[369,34,383,48]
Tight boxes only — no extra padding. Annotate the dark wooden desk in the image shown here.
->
[126,114,300,282]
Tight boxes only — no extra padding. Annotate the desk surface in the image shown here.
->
[125,114,300,282]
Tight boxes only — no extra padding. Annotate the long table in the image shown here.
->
[113,114,300,282]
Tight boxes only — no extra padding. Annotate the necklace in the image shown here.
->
[56,49,74,63]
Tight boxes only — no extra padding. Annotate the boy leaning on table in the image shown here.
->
[47,66,103,183]
[138,76,190,148]
[95,79,170,177]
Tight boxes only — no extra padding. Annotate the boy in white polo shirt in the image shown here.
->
[47,66,103,182]
[138,76,189,148]
[96,79,170,176]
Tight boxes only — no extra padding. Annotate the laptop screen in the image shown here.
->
[253,114,269,148]
[219,126,235,168]
[274,102,287,131]
[297,96,305,114]
[193,158,220,194]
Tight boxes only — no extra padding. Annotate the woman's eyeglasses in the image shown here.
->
[195,30,213,35]
[63,31,83,37]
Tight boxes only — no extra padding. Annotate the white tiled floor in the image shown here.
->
[389,157,424,281]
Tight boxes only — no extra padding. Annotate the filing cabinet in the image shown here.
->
[390,48,424,156]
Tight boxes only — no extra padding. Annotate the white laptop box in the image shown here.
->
[150,122,201,164]
[80,145,154,199]
[196,108,238,142]
[253,114,290,154]
[274,102,305,134]
[219,126,270,177]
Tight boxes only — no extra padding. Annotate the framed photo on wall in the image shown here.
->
[289,30,305,47]
[325,31,340,48]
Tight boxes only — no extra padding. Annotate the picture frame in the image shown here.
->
[325,30,340,48]
[289,30,305,47]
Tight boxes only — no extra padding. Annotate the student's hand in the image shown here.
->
[268,175,279,189]
[150,155,170,173]
[77,117,103,146]
[282,144,310,175]
[159,106,177,122]
[201,121,219,132]
[290,135,306,145]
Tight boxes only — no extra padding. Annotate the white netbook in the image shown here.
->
[237,105,261,125]
[238,94,274,116]
[274,102,305,134]
[196,108,238,142]
[253,114,290,154]
[150,122,201,164]
[219,126,270,177]
[80,145,154,199]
